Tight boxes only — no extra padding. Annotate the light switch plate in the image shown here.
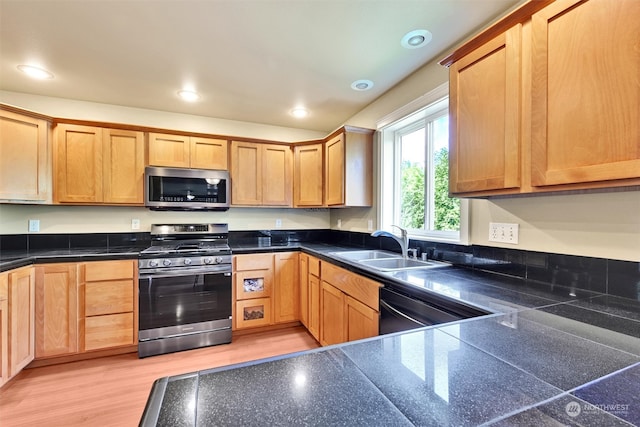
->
[489,222,519,244]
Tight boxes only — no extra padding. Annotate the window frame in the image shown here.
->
[376,83,469,245]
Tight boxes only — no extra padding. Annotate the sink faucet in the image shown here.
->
[371,225,409,259]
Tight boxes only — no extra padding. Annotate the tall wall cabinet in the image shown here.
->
[443,0,640,197]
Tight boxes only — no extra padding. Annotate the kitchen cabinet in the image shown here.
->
[80,260,137,351]
[230,140,292,206]
[293,142,324,206]
[0,273,8,388]
[7,267,35,378]
[299,254,321,341]
[35,264,78,358]
[442,0,640,197]
[148,132,228,170]
[273,252,299,323]
[234,253,274,329]
[529,0,640,189]
[0,107,51,202]
[319,262,380,346]
[324,127,373,207]
[54,123,144,204]
[448,25,522,194]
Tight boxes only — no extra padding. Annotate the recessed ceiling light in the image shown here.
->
[17,64,54,80]
[290,107,309,118]
[178,90,200,102]
[401,29,432,49]
[351,80,373,91]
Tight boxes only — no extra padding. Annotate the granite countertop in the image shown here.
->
[2,243,639,424]
[139,244,640,426]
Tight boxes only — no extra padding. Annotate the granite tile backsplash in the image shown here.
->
[1,229,638,301]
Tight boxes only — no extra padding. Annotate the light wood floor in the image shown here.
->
[0,326,319,427]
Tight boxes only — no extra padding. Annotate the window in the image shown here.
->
[378,84,468,243]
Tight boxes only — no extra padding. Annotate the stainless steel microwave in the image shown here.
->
[144,166,230,211]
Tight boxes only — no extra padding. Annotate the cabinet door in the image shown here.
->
[274,252,298,323]
[35,264,78,358]
[449,25,522,194]
[531,0,640,187]
[148,132,190,168]
[346,295,379,342]
[191,137,228,170]
[0,273,8,387]
[8,267,35,377]
[308,274,321,342]
[236,298,272,329]
[55,124,103,203]
[0,109,49,201]
[320,281,345,346]
[324,134,345,206]
[103,128,144,204]
[262,144,292,206]
[231,141,262,205]
[298,254,309,328]
[294,143,324,206]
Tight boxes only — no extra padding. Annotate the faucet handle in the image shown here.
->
[390,224,407,237]
[407,248,418,259]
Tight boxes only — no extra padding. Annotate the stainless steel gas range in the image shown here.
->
[138,223,232,358]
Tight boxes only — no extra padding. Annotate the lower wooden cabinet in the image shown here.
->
[0,273,9,388]
[299,254,321,341]
[233,252,299,330]
[319,262,380,347]
[33,260,137,361]
[7,267,36,379]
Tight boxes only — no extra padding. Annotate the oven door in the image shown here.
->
[138,267,232,338]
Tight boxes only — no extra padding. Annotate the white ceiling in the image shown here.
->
[0,0,520,132]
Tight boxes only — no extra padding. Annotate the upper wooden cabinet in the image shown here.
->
[529,0,640,189]
[54,123,144,204]
[443,0,640,197]
[148,132,228,170]
[293,143,324,207]
[230,140,292,206]
[0,108,51,202]
[324,128,373,207]
[449,25,522,194]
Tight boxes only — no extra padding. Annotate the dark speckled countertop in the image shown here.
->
[2,243,639,425]
[138,244,640,427]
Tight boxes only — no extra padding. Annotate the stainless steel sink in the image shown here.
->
[329,250,402,261]
[329,250,448,271]
[358,257,445,271]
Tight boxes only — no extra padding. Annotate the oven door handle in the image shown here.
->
[139,268,232,279]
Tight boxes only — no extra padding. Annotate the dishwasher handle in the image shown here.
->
[380,299,427,328]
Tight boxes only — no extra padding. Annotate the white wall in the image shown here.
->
[0,204,330,234]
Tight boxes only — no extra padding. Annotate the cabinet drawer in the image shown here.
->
[234,253,273,271]
[308,257,320,277]
[0,273,7,300]
[84,260,134,282]
[236,298,272,329]
[235,270,272,300]
[83,312,134,351]
[84,280,133,316]
[321,263,380,311]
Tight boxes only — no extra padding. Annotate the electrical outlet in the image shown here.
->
[131,219,140,230]
[275,219,282,228]
[488,222,519,244]
[367,219,373,231]
[28,219,40,233]
[337,219,342,229]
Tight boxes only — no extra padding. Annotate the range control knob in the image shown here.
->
[203,257,213,265]
[148,260,159,268]
[215,257,224,264]
[162,259,172,267]
[183,258,192,265]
